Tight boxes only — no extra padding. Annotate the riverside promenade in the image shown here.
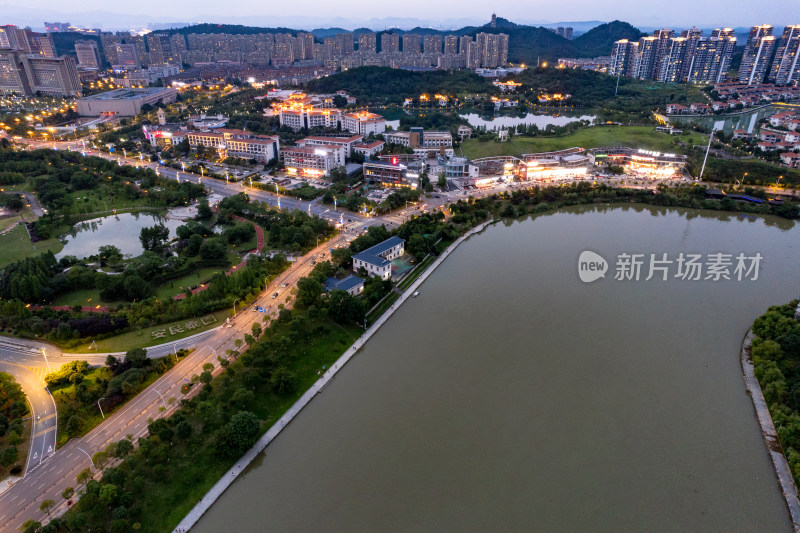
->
[741,329,800,532]
[172,218,495,532]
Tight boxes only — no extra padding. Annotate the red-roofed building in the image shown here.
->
[353,140,385,158]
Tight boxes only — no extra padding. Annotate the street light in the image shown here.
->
[40,347,50,372]
[233,297,240,315]
[316,234,323,247]
[97,398,106,419]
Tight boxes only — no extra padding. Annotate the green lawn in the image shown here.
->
[461,126,709,159]
[64,310,230,353]
[0,224,63,268]
[68,188,154,215]
[154,267,227,300]
[51,288,108,307]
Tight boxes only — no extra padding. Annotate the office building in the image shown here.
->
[739,25,776,84]
[0,50,81,96]
[283,145,339,178]
[769,25,800,85]
[342,111,386,136]
[75,40,101,69]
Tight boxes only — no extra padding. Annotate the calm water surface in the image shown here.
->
[195,205,799,532]
[460,112,597,130]
[56,212,183,259]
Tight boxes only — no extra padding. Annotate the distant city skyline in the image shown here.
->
[0,0,798,32]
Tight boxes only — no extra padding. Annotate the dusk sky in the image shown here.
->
[1,0,798,29]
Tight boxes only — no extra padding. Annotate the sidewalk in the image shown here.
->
[172,217,495,533]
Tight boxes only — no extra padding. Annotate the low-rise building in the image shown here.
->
[324,275,365,296]
[588,147,687,175]
[77,87,177,116]
[352,236,405,280]
[780,152,800,167]
[353,140,385,158]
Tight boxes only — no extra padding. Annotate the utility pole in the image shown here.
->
[698,129,714,181]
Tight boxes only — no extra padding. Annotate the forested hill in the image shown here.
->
[303,67,495,103]
[573,21,646,57]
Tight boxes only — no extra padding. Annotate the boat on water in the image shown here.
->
[412,291,419,297]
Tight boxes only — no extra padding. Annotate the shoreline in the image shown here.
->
[741,328,800,532]
[172,217,496,533]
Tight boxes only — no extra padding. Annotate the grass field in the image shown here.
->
[68,188,154,215]
[65,310,230,353]
[460,126,709,159]
[0,224,63,269]
[154,267,227,300]
[51,288,110,308]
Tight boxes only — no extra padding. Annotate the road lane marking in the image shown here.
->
[32,426,55,438]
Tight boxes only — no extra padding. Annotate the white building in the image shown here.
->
[282,146,338,178]
[342,111,386,136]
[297,134,363,158]
[352,236,405,280]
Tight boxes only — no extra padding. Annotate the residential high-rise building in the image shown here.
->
[738,25,775,84]
[114,43,140,69]
[146,33,172,65]
[659,37,688,82]
[381,33,400,54]
[459,35,471,55]
[0,49,80,96]
[358,32,376,53]
[652,29,675,81]
[610,39,638,76]
[130,34,148,67]
[632,36,658,79]
[402,34,421,55]
[297,32,315,60]
[556,27,573,40]
[769,25,800,85]
[465,41,480,69]
[475,32,508,68]
[337,33,354,55]
[74,40,101,69]
[423,35,442,54]
[444,35,459,55]
[100,33,123,65]
[169,34,187,63]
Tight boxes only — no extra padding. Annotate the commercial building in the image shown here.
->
[282,145,338,177]
[0,50,81,96]
[352,236,405,280]
[296,134,363,158]
[589,147,687,176]
[739,25,776,85]
[353,140,384,158]
[383,129,452,149]
[363,160,418,188]
[278,107,342,131]
[77,87,177,116]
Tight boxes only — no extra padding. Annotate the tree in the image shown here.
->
[99,483,118,506]
[199,238,227,260]
[175,420,192,440]
[270,366,296,395]
[438,173,447,189]
[124,347,147,368]
[139,224,169,252]
[61,487,74,500]
[98,245,122,266]
[114,439,134,458]
[92,451,109,470]
[251,322,262,339]
[39,499,55,517]
[187,233,203,256]
[296,277,323,308]
[214,411,260,458]
[76,468,92,485]
[199,371,213,384]
[197,197,212,219]
[19,519,41,533]
[0,446,18,467]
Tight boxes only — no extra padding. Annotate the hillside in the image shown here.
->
[573,20,646,57]
[303,66,495,103]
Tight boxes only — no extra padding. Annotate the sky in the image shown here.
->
[1,0,798,30]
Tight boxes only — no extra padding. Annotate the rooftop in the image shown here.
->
[80,87,173,101]
[353,236,405,268]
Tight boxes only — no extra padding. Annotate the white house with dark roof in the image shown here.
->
[324,275,365,296]
[352,236,405,280]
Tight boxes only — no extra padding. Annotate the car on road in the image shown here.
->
[272,292,279,299]
[282,282,289,287]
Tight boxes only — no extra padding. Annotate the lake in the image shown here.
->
[56,212,183,260]
[461,112,597,130]
[670,105,782,134]
[194,205,799,532]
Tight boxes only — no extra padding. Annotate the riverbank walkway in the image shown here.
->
[741,329,800,532]
[172,217,495,533]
